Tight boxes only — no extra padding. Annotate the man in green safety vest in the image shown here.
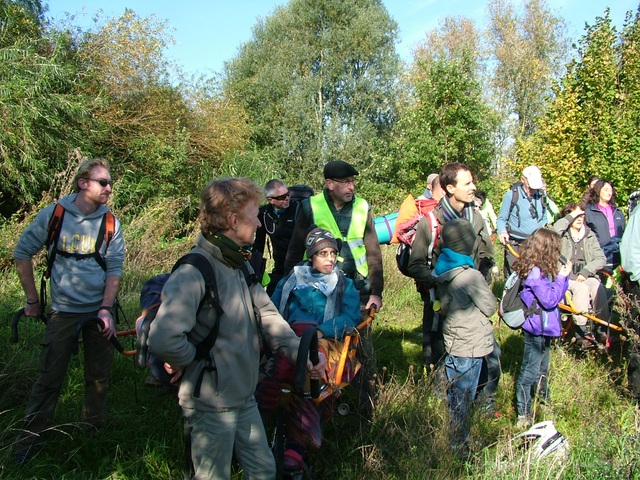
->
[284,160,383,412]
[284,160,383,312]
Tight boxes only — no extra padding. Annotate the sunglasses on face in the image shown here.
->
[269,191,290,201]
[88,178,113,187]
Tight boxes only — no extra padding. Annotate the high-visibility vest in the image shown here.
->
[309,194,369,277]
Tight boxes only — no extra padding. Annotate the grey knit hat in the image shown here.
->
[440,218,476,256]
[305,228,339,258]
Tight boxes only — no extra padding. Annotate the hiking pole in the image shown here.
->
[72,316,131,355]
[557,303,623,332]
[10,308,48,343]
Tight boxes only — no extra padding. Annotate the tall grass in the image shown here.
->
[1,194,639,479]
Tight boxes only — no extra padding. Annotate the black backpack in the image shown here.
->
[507,182,549,230]
[289,184,314,203]
[136,252,255,391]
[499,271,540,329]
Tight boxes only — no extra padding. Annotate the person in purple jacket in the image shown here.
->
[512,228,572,428]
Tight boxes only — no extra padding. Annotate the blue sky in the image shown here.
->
[46,1,639,76]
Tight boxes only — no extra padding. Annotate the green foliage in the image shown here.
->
[389,18,497,194]
[223,0,400,177]
[0,3,93,214]
[487,0,569,140]
[518,7,640,208]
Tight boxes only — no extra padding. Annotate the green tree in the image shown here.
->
[0,0,44,47]
[487,0,568,142]
[617,7,640,199]
[389,17,497,193]
[76,10,250,215]
[518,8,640,208]
[223,0,400,180]
[0,0,92,214]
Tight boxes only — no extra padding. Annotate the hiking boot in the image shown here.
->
[516,415,532,429]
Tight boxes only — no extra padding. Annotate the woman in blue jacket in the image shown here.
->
[256,228,361,472]
[584,179,626,270]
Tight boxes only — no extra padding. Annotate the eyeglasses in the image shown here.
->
[331,178,356,186]
[88,178,113,187]
[315,250,338,259]
[269,191,290,201]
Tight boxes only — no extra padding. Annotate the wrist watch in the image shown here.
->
[99,306,114,316]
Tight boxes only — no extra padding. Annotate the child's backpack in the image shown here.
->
[393,194,439,277]
[499,271,539,329]
[136,251,255,388]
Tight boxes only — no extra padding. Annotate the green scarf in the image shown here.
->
[206,232,251,269]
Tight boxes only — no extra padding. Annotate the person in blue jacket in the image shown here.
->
[256,227,361,472]
[512,228,572,428]
[584,178,626,270]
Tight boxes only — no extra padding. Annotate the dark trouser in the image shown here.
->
[351,290,377,415]
[476,339,502,411]
[516,331,551,417]
[15,311,115,456]
[627,281,640,401]
[422,296,445,369]
[503,241,521,277]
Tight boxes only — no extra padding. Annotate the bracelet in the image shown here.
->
[26,299,39,305]
[99,306,114,315]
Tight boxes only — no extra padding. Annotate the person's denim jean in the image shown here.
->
[476,338,502,412]
[516,331,552,417]
[445,354,482,447]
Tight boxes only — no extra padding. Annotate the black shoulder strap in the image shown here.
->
[173,253,258,362]
[172,252,222,316]
[45,204,115,276]
[508,182,521,228]
[172,252,223,362]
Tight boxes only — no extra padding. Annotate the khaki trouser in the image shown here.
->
[568,278,610,326]
[15,311,114,455]
[184,398,275,480]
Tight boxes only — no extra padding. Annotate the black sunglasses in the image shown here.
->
[88,178,113,187]
[269,191,290,201]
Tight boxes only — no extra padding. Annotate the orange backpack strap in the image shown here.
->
[104,211,116,247]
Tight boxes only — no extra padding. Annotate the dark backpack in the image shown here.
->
[136,252,255,389]
[289,184,314,203]
[499,271,540,329]
[507,182,549,231]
